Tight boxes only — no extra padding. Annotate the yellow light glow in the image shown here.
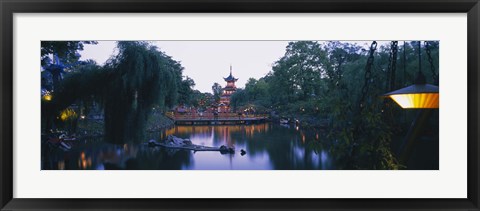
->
[60,108,77,121]
[389,93,439,109]
[57,161,65,170]
[42,94,52,101]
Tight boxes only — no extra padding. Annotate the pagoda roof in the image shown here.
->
[224,65,238,82]
[224,73,238,82]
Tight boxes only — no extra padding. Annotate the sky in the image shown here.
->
[79,41,386,93]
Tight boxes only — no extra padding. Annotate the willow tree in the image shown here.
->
[103,41,180,144]
[41,60,107,133]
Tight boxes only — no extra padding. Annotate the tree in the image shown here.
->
[211,82,223,102]
[322,41,362,89]
[239,77,270,107]
[43,41,193,143]
[101,41,182,143]
[230,88,247,112]
[178,76,196,105]
[41,41,98,93]
[241,40,439,169]
[42,60,106,133]
[41,41,98,66]
[270,41,327,101]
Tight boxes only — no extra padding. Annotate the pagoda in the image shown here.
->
[219,65,238,113]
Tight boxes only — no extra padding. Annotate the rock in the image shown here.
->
[240,149,246,156]
[167,135,175,142]
[219,145,235,154]
[172,136,185,145]
[148,139,157,147]
[183,139,193,146]
[164,135,194,146]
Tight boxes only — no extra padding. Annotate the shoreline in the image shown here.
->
[75,112,175,140]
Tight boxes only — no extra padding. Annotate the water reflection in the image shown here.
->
[42,123,334,170]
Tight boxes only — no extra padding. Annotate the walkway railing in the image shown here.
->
[165,112,268,121]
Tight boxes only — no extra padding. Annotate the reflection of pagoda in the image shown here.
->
[219,65,238,113]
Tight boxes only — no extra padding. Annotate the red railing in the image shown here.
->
[166,112,267,120]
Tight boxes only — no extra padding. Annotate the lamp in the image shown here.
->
[384,41,439,109]
[41,89,53,101]
[42,93,53,101]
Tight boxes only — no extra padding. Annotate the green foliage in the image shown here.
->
[43,41,193,144]
[178,76,196,106]
[103,41,182,143]
[51,61,106,111]
[211,82,223,102]
[230,88,247,112]
[191,91,214,110]
[41,41,98,66]
[43,40,438,169]
[41,61,106,133]
[230,40,439,169]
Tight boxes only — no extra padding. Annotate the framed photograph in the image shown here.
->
[1,0,479,210]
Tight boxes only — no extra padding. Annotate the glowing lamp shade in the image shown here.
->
[385,84,439,109]
[59,108,77,121]
[389,93,439,109]
[42,94,52,101]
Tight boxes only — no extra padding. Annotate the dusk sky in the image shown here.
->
[79,41,385,93]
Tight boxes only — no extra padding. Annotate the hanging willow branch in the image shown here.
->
[105,42,182,143]
[103,41,182,144]
[44,42,184,143]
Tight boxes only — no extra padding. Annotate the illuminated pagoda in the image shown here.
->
[219,65,238,113]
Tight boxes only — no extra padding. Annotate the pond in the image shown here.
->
[42,123,334,170]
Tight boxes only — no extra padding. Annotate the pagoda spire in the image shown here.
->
[224,65,238,82]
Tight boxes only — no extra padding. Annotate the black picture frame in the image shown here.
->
[1,0,479,210]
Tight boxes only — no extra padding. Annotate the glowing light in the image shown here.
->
[57,161,65,170]
[59,108,77,121]
[384,84,439,109]
[389,93,439,109]
[42,94,52,101]
[82,160,87,169]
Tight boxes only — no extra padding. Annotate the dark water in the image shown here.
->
[42,123,334,170]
